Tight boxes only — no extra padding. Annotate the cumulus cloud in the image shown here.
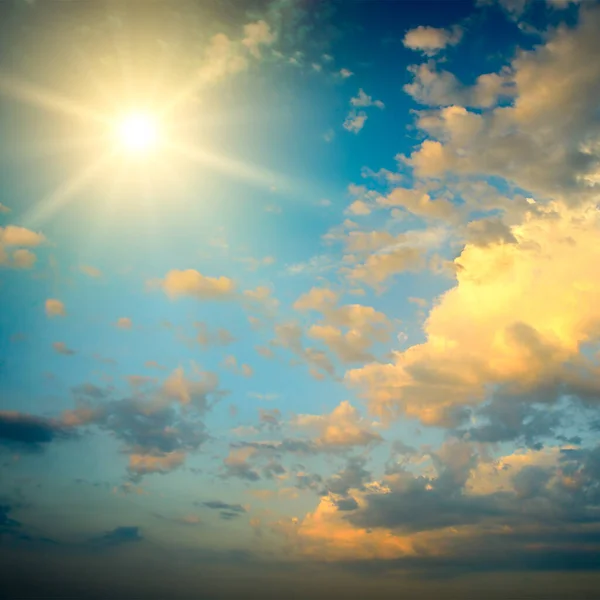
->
[52,341,76,356]
[242,20,276,58]
[0,411,71,451]
[158,269,236,300]
[194,322,235,348]
[343,111,368,133]
[347,202,600,426]
[293,401,382,450]
[343,89,384,134]
[116,317,132,330]
[0,225,44,269]
[128,451,186,477]
[350,89,384,109]
[294,287,392,364]
[91,526,143,547]
[61,368,219,478]
[403,25,463,56]
[406,7,600,201]
[45,299,65,318]
[79,264,102,278]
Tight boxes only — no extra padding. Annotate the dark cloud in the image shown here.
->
[349,441,600,538]
[323,456,371,496]
[458,395,564,448]
[200,500,246,514]
[0,411,71,451]
[91,526,143,547]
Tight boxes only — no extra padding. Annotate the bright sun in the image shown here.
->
[117,113,158,153]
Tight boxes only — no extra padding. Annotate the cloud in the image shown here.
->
[404,62,515,109]
[128,451,186,477]
[293,401,382,450]
[344,245,426,290]
[243,285,279,316]
[0,225,45,247]
[158,269,236,301]
[91,526,143,547]
[377,186,460,222]
[52,341,75,356]
[339,68,353,78]
[79,265,101,278]
[116,317,132,330]
[242,20,276,58]
[343,111,367,133]
[294,287,392,364]
[405,7,600,201]
[0,225,44,269]
[0,411,70,451]
[61,369,218,478]
[222,355,253,378]
[0,203,10,213]
[223,446,261,481]
[162,366,220,410]
[200,500,247,518]
[350,89,384,109]
[347,202,600,426]
[194,322,235,348]
[403,25,463,56]
[45,299,65,318]
[200,33,249,83]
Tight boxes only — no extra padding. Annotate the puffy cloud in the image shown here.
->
[404,63,515,108]
[242,20,276,58]
[200,33,249,83]
[0,225,44,247]
[128,451,186,477]
[403,25,463,56]
[293,401,382,450]
[350,89,384,109]
[222,355,253,378]
[344,245,425,290]
[269,321,336,379]
[343,111,367,133]
[0,225,44,269]
[52,341,75,356]
[407,7,600,202]
[79,265,102,278]
[295,288,391,364]
[343,89,384,134]
[116,317,132,330]
[194,322,235,348]
[377,187,460,222]
[61,369,217,478]
[91,526,143,547]
[0,411,70,451]
[45,299,65,318]
[223,446,261,481]
[347,202,600,426]
[11,249,36,269]
[162,366,220,410]
[243,285,279,315]
[159,269,236,300]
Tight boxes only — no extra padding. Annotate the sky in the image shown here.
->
[1,0,600,598]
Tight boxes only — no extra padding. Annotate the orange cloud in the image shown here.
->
[45,298,65,318]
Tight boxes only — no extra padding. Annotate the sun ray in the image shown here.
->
[166,141,287,192]
[23,150,118,228]
[0,73,110,125]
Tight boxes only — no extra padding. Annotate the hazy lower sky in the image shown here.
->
[1,1,600,598]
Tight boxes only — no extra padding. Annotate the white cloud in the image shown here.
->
[403,25,463,56]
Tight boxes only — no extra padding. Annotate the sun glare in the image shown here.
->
[117,113,158,153]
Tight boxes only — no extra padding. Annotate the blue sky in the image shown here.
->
[1,0,600,598]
